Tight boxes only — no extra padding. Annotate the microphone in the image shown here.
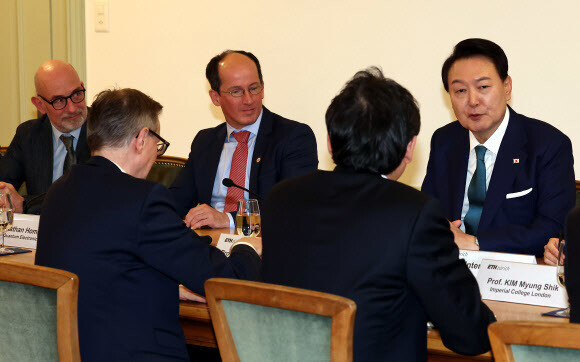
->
[222,178,264,201]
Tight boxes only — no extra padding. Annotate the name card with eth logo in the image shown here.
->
[215,233,243,257]
[476,259,568,308]
[459,249,536,276]
[4,213,40,249]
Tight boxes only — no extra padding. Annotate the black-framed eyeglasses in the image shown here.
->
[38,87,86,110]
[148,129,170,156]
[220,84,263,98]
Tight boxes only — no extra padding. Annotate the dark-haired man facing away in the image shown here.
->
[170,50,318,230]
[422,38,575,256]
[262,67,494,361]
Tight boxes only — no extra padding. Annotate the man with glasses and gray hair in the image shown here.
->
[36,88,262,362]
[170,50,318,230]
[0,60,90,214]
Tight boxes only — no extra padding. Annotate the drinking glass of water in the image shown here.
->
[235,199,261,237]
[556,238,569,317]
[0,193,14,255]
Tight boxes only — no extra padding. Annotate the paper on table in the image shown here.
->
[215,233,243,257]
[477,259,568,308]
[4,213,39,249]
[459,249,536,276]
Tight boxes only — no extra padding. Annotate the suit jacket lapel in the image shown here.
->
[249,107,272,192]
[448,128,470,220]
[201,125,227,203]
[479,108,527,231]
[37,115,54,190]
[76,122,90,162]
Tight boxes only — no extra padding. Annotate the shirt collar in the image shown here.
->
[226,108,263,141]
[51,122,83,143]
[110,160,127,173]
[469,106,510,155]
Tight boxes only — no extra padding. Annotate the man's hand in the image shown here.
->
[184,204,230,229]
[449,220,479,250]
[232,236,262,257]
[179,285,207,303]
[0,182,24,213]
[543,237,563,266]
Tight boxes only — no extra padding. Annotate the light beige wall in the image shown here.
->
[0,0,20,146]
[85,0,580,187]
[0,0,85,147]
[0,0,52,146]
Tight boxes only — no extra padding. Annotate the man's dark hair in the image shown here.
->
[205,50,263,92]
[87,88,163,152]
[326,67,420,175]
[441,38,509,92]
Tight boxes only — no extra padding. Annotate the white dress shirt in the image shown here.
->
[210,109,263,228]
[459,107,510,232]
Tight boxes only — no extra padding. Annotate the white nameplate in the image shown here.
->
[4,213,39,249]
[477,259,568,308]
[215,233,243,257]
[459,250,536,276]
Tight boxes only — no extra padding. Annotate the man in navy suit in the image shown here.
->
[0,60,90,214]
[35,88,262,362]
[170,50,318,229]
[263,68,494,361]
[422,38,575,257]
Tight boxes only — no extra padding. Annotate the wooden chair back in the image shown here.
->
[205,278,356,362]
[146,155,187,188]
[0,261,80,362]
[489,321,580,361]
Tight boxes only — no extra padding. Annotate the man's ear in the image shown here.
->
[31,96,47,115]
[327,134,332,156]
[504,75,512,102]
[385,136,418,181]
[403,136,417,165]
[134,127,149,154]
[209,89,221,107]
[260,82,265,100]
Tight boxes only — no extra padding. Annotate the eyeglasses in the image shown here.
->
[38,87,86,110]
[220,84,263,98]
[148,129,170,156]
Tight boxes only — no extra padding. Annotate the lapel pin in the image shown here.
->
[256,157,261,163]
[513,158,519,164]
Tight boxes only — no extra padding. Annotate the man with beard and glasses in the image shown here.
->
[0,60,90,214]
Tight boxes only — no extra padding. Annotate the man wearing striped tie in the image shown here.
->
[0,60,90,214]
[422,38,575,257]
[170,50,318,230]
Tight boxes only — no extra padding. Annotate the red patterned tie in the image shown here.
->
[224,131,250,212]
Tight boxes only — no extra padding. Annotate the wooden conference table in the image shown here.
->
[1,228,569,361]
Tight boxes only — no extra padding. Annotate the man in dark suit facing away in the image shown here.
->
[35,88,261,362]
[262,67,494,361]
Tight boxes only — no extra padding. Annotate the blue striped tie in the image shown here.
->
[464,145,487,235]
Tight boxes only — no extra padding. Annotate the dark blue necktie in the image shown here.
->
[464,145,487,235]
